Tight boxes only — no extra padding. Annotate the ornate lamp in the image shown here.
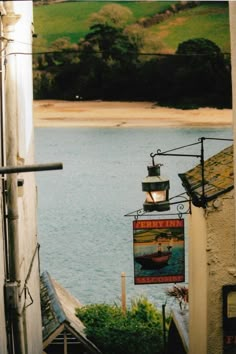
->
[125,137,233,219]
[142,164,170,212]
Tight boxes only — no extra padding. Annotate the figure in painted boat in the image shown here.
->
[135,234,173,269]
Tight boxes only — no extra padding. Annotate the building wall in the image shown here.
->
[0,3,12,353]
[189,191,235,354]
[13,4,43,350]
[206,191,235,354]
[0,1,43,353]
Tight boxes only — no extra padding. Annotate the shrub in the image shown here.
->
[76,296,164,354]
[33,70,56,99]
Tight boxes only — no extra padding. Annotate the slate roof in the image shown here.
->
[178,145,234,207]
[40,271,101,353]
[168,309,189,354]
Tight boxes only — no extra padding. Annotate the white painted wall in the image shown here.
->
[14,1,35,158]
[0,3,12,353]
[0,1,43,353]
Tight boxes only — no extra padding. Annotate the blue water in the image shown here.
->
[134,245,185,277]
[35,126,232,308]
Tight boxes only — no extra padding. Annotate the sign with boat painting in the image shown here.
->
[133,219,185,285]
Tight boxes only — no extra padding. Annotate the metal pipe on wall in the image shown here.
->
[0,4,13,354]
[0,1,9,280]
[3,2,26,353]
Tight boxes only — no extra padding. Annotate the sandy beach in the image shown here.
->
[33,100,233,128]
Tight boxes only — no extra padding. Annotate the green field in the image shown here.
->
[33,1,230,53]
[33,1,174,45]
[150,2,230,52]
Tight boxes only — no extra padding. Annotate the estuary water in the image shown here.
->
[35,126,232,308]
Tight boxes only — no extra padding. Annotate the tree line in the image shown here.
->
[33,3,231,108]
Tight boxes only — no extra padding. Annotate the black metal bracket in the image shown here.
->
[149,137,233,209]
[125,193,191,220]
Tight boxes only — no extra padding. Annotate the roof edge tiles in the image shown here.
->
[178,145,234,207]
[41,271,67,324]
[40,271,102,354]
[41,271,68,341]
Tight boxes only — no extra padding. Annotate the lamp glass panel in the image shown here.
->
[146,190,166,203]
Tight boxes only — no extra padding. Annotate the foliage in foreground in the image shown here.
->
[76,296,164,354]
[166,285,189,311]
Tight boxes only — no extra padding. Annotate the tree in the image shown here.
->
[124,24,164,61]
[33,70,55,99]
[89,3,133,29]
[47,37,79,66]
[174,38,231,107]
[176,37,222,55]
[151,37,231,108]
[81,24,138,63]
[76,23,140,100]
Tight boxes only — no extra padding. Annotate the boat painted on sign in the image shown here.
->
[135,251,172,269]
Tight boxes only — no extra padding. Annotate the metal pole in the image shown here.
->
[121,272,126,314]
[0,162,63,174]
[162,303,167,354]
[200,138,205,207]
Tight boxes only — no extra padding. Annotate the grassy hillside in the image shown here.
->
[33,1,230,53]
[150,2,230,53]
[33,1,174,45]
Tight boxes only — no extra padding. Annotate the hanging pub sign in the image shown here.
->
[133,219,185,285]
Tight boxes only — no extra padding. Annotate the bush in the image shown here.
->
[173,38,231,108]
[33,70,56,99]
[76,296,164,354]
